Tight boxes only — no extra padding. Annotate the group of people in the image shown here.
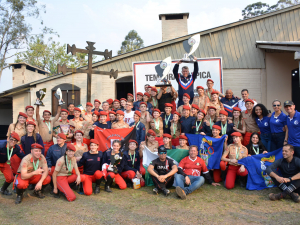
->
[1,59,300,204]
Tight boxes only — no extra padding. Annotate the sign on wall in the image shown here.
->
[132,58,223,100]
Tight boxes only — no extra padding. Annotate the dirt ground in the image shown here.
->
[0,174,299,225]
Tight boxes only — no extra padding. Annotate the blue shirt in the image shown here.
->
[255,116,271,134]
[122,150,140,173]
[133,101,142,111]
[129,121,146,146]
[287,111,300,147]
[180,116,196,134]
[46,143,67,168]
[78,151,103,175]
[270,112,287,133]
[161,113,173,134]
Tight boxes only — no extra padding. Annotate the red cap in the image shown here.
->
[199,109,206,116]
[67,143,76,152]
[74,107,81,112]
[127,93,133,97]
[245,99,254,104]
[143,92,150,98]
[31,143,43,150]
[208,106,217,110]
[231,132,242,137]
[61,109,69,115]
[137,92,143,96]
[107,99,113,104]
[116,110,124,115]
[212,125,221,131]
[147,129,156,137]
[151,87,157,92]
[211,91,219,95]
[233,107,241,112]
[134,110,141,117]
[57,133,67,140]
[99,111,108,116]
[43,110,51,115]
[173,111,181,117]
[86,102,93,107]
[10,132,20,141]
[113,99,120,103]
[163,133,172,139]
[164,103,173,108]
[90,139,99,145]
[74,130,84,135]
[129,139,138,145]
[109,111,116,115]
[19,112,28,118]
[183,105,190,110]
[94,99,101,104]
[179,135,188,140]
[183,93,190,99]
[207,79,214,83]
[93,111,99,116]
[152,109,161,114]
[25,106,34,111]
[27,121,36,126]
[197,86,204,90]
[120,98,127,101]
[139,102,147,107]
[191,104,200,111]
[219,110,228,116]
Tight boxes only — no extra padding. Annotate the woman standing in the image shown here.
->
[205,91,224,117]
[170,111,181,140]
[192,110,206,134]
[252,104,271,152]
[150,109,163,137]
[52,144,85,201]
[246,132,268,155]
[159,134,175,150]
[149,87,159,109]
[232,107,246,134]
[269,100,288,151]
[21,121,44,155]
[139,102,152,133]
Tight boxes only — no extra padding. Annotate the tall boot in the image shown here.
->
[105,176,113,193]
[15,187,24,204]
[239,175,247,188]
[77,183,84,195]
[94,179,101,194]
[0,181,12,195]
[126,178,133,188]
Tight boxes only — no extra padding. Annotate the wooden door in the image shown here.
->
[52,90,80,115]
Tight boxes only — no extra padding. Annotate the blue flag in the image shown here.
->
[186,134,226,170]
[238,148,283,190]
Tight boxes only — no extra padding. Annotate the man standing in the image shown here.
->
[284,101,300,157]
[147,146,178,196]
[192,86,210,112]
[204,79,224,100]
[175,145,220,200]
[124,101,135,125]
[173,57,198,106]
[112,99,121,112]
[220,89,239,118]
[92,99,102,113]
[157,82,176,113]
[267,144,300,202]
[53,109,73,142]
[15,143,51,204]
[237,89,257,112]
[67,103,75,120]
[82,102,93,123]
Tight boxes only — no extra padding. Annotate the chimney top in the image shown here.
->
[159,13,189,20]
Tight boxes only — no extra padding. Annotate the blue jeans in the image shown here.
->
[270,132,285,152]
[174,173,205,195]
[260,133,271,152]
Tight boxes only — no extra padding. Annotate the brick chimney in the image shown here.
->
[159,13,189,42]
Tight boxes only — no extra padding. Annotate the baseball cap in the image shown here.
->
[284,101,294,107]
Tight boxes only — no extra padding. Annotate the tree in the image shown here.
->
[15,37,96,75]
[242,0,299,19]
[0,0,55,79]
[118,30,144,55]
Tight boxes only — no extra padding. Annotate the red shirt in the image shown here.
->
[178,156,209,176]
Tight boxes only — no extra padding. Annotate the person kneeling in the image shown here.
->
[175,145,220,200]
[147,146,178,196]
[52,144,85,201]
[15,143,51,204]
[267,144,300,203]
[78,139,103,196]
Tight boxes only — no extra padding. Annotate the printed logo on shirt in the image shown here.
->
[294,120,299,125]
[232,100,235,103]
[275,119,280,123]
[264,122,268,126]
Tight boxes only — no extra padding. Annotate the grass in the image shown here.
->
[0,173,300,225]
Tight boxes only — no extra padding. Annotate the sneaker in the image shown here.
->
[176,186,186,200]
[269,192,285,201]
[290,192,300,203]
[153,188,159,195]
[162,188,170,196]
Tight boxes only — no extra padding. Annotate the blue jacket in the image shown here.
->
[161,113,173,134]
[180,116,196,134]
[122,150,140,173]
[220,96,239,117]
[133,101,142,111]
[0,141,25,164]
[21,134,44,155]
[215,121,234,144]
[46,143,67,168]
[129,121,145,146]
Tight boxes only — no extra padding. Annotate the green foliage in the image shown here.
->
[0,0,55,78]
[242,0,299,19]
[117,30,144,55]
[15,37,95,75]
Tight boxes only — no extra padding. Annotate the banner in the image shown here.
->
[238,148,283,190]
[94,127,136,152]
[132,58,223,100]
[186,134,226,170]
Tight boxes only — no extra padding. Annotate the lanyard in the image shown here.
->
[207,90,211,100]
[135,121,140,127]
[235,147,240,160]
[129,151,136,167]
[196,121,202,131]
[153,118,160,130]
[165,114,171,125]
[66,157,72,172]
[152,97,157,107]
[236,120,240,128]
[253,146,259,155]
[172,123,177,136]
[6,145,13,161]
[32,159,39,171]
[221,122,227,135]
[209,118,214,129]
[45,121,51,131]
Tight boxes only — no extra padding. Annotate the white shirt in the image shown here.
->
[124,111,135,125]
[238,99,257,112]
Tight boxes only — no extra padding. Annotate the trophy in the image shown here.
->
[108,154,123,173]
[182,34,200,63]
[155,56,172,87]
[34,88,46,106]
[54,88,65,105]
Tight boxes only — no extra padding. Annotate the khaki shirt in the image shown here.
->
[149,98,159,109]
[7,123,26,145]
[206,101,224,117]
[53,119,73,142]
[170,122,181,138]
[73,143,88,157]
[241,110,260,133]
[82,112,93,123]
[70,119,84,131]
[140,140,159,153]
[150,117,163,137]
[223,144,248,165]
[82,121,93,139]
[17,153,47,173]
[177,104,192,117]
[192,95,210,111]
[204,89,221,100]
[140,112,152,133]
[55,156,78,176]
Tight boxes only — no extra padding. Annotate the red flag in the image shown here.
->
[94,127,136,152]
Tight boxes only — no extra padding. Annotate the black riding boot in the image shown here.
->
[94,179,101,194]
[105,176,113,193]
[15,187,25,204]
[0,181,12,195]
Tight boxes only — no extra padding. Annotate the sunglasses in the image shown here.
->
[273,104,280,107]
[159,152,167,155]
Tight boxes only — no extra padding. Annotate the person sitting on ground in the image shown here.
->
[175,145,220,200]
[147,146,178,196]
[267,144,300,203]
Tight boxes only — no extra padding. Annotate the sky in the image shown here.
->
[0,0,279,92]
